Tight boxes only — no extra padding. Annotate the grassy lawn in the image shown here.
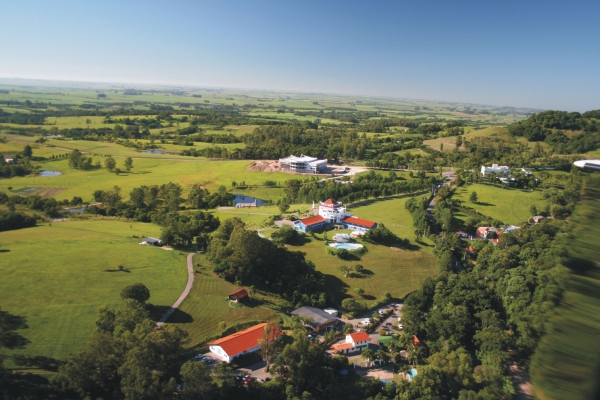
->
[0,157,293,202]
[171,253,280,349]
[288,234,436,305]
[0,220,188,364]
[451,184,549,225]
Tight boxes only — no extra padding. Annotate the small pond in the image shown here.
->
[13,187,38,195]
[232,194,267,207]
[65,206,86,214]
[140,149,172,155]
[39,170,62,176]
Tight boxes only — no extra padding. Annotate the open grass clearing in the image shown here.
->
[171,253,280,350]
[451,184,549,225]
[0,220,188,365]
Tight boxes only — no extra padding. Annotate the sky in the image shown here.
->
[1,0,599,111]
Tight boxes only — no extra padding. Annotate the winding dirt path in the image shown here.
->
[156,252,195,327]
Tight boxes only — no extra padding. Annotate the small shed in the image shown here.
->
[142,237,163,246]
[533,216,545,224]
[228,289,248,302]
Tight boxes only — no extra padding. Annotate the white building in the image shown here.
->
[279,154,327,174]
[318,199,348,224]
[330,331,371,354]
[208,323,276,363]
[481,164,510,175]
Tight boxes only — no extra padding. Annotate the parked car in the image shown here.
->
[244,377,253,385]
[378,309,385,315]
[398,324,404,330]
[201,356,214,363]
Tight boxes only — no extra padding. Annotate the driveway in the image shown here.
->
[156,252,195,327]
[340,302,404,344]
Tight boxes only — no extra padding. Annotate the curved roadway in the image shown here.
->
[156,252,195,327]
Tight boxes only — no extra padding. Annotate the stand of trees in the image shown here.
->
[209,218,331,307]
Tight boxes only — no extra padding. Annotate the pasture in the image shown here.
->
[0,220,188,364]
[171,254,280,349]
[451,184,549,225]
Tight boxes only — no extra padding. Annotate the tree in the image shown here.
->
[354,287,365,296]
[22,145,33,158]
[361,348,374,364]
[284,179,302,203]
[278,201,290,214]
[120,283,150,303]
[339,265,350,277]
[105,157,116,172]
[258,324,282,372]
[218,321,226,331]
[469,191,478,203]
[124,157,133,173]
[530,204,538,216]
[180,361,212,399]
[354,264,364,274]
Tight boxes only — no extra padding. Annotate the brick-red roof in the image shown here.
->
[322,199,337,205]
[229,289,248,299]
[298,215,327,227]
[342,216,377,229]
[330,342,354,352]
[349,331,370,343]
[209,323,276,356]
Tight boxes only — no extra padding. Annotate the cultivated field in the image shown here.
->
[0,220,188,364]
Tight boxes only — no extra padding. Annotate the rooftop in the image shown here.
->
[297,215,327,227]
[209,323,276,356]
[279,154,319,163]
[330,342,354,352]
[291,306,338,326]
[342,216,377,228]
[349,331,370,342]
[229,289,248,299]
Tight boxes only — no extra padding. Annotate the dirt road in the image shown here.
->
[156,252,195,327]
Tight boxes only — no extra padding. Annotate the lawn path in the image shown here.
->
[156,252,195,327]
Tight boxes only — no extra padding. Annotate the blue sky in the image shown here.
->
[1,0,598,111]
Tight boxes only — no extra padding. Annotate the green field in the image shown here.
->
[171,254,280,349]
[0,220,188,363]
[451,184,548,225]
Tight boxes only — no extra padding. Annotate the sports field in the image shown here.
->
[451,184,549,225]
[0,220,188,363]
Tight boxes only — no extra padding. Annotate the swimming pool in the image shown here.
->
[329,243,364,250]
[39,170,62,176]
[408,368,418,380]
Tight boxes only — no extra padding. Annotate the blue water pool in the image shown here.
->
[408,368,418,380]
[331,243,363,250]
[141,149,172,155]
[232,194,266,206]
[39,170,62,176]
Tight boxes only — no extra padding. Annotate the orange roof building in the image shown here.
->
[330,331,371,354]
[228,289,248,301]
[294,215,328,232]
[209,323,277,362]
[342,216,377,230]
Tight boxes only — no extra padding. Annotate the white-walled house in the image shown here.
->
[330,331,371,354]
[208,323,276,362]
[481,164,510,175]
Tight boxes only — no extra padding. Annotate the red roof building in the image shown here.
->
[329,331,371,354]
[228,289,248,301]
[294,215,328,232]
[209,323,278,362]
[349,331,371,343]
[342,216,377,230]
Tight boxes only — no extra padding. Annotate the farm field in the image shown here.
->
[451,184,549,225]
[0,220,188,364]
[170,253,280,349]
[0,156,292,202]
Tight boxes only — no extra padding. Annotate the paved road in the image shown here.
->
[156,252,195,327]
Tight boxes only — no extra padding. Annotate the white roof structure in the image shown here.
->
[481,164,510,175]
[279,154,320,163]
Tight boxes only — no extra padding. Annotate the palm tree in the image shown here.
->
[361,348,374,365]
